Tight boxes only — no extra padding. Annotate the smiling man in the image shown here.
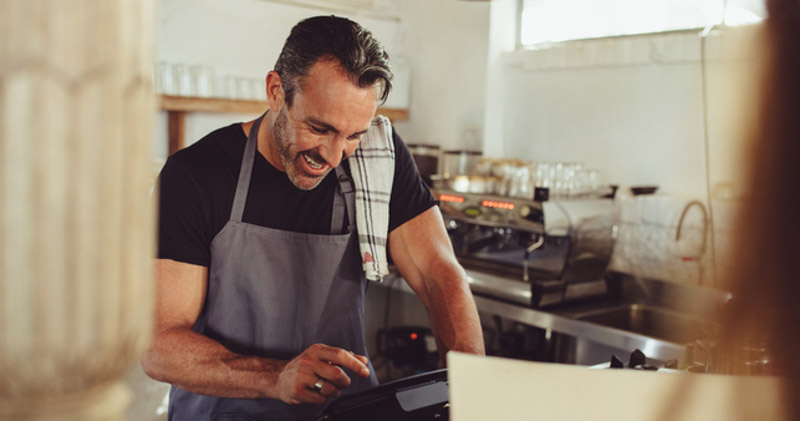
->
[268,56,377,191]
[143,16,484,421]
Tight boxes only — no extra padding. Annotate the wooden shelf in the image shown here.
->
[159,95,409,155]
[160,95,269,114]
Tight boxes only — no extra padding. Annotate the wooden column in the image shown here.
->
[167,111,186,155]
[0,1,156,420]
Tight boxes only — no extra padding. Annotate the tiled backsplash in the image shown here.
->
[609,195,740,289]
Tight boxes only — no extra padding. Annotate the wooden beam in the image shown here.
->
[167,110,186,155]
[376,107,409,122]
[161,95,267,114]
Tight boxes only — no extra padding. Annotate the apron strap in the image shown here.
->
[230,113,263,222]
[331,164,356,234]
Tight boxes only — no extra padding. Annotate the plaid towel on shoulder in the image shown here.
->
[349,115,395,282]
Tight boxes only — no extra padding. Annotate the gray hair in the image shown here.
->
[274,16,393,106]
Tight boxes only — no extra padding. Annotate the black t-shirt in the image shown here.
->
[157,122,436,267]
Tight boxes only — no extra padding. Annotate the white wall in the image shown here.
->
[390,0,491,151]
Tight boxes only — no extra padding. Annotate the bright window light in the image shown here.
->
[724,0,766,25]
[520,0,765,46]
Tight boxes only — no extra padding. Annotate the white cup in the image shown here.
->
[194,65,213,98]
[217,75,236,99]
[235,77,252,100]
[158,62,178,95]
[255,78,267,101]
[176,64,195,97]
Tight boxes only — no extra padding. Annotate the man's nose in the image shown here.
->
[319,135,348,168]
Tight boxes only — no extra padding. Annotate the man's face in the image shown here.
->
[270,59,379,191]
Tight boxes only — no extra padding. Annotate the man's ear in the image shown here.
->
[266,71,285,112]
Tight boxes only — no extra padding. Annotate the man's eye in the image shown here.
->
[310,126,328,135]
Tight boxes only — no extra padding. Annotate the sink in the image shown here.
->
[439,270,730,365]
[573,304,712,345]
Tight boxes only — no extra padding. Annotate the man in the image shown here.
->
[142,16,484,420]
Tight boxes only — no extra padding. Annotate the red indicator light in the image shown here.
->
[439,194,464,203]
[410,332,418,340]
[481,200,515,210]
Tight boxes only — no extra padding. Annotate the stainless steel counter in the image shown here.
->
[381,269,729,365]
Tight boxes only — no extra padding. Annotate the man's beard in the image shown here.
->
[273,108,330,191]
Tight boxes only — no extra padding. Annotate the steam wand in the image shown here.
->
[522,235,545,281]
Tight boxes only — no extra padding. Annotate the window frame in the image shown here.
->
[515,0,764,50]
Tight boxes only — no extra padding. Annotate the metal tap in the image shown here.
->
[675,200,709,253]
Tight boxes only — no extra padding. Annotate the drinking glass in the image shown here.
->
[158,62,178,95]
[176,64,195,97]
[194,65,213,98]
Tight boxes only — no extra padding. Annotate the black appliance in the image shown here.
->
[314,369,449,421]
[376,326,439,373]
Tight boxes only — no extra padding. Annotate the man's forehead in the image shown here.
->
[290,95,375,136]
[288,62,378,132]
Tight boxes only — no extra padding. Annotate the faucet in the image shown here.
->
[676,200,709,252]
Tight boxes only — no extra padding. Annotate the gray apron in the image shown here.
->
[169,114,378,421]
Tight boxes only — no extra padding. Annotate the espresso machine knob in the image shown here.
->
[446,219,459,231]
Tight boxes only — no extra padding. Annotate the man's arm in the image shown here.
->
[388,206,485,358]
[140,259,370,404]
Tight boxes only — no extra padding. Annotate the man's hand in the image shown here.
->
[275,343,371,405]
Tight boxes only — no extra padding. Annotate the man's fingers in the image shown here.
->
[298,387,327,405]
[311,344,370,377]
[315,378,342,398]
[284,376,326,405]
[278,344,370,405]
[352,353,369,365]
[315,362,351,389]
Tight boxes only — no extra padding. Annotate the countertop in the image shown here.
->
[379,269,729,363]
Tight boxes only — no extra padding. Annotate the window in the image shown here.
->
[519,0,766,46]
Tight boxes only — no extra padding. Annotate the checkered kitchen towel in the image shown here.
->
[350,115,395,282]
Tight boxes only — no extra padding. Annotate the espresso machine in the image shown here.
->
[431,180,617,308]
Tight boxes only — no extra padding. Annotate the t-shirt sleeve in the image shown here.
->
[156,157,213,267]
[388,129,438,232]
